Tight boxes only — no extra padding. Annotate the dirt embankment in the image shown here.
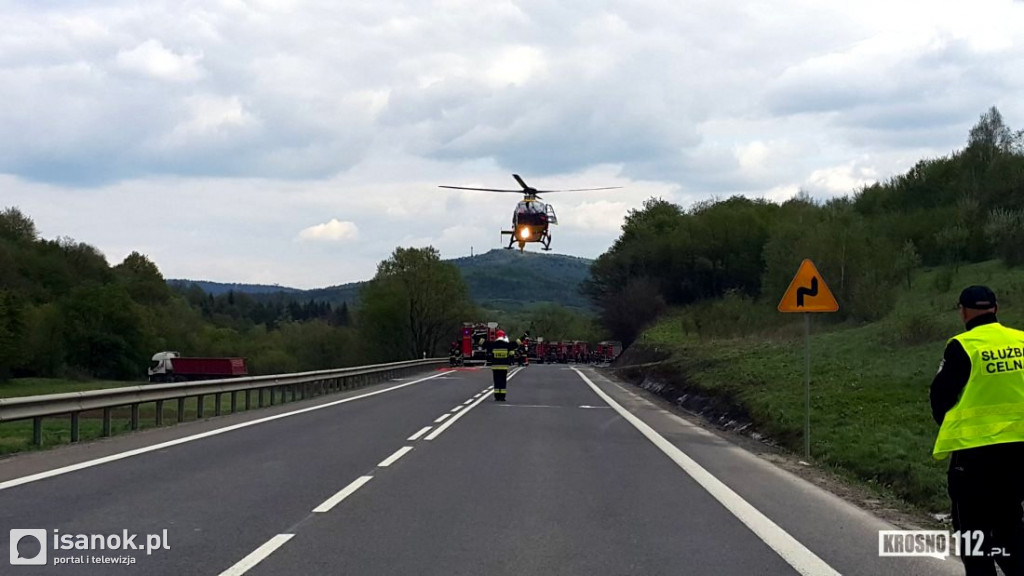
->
[612,344,766,443]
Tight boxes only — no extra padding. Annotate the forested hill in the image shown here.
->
[166,280,302,296]
[169,249,593,312]
[451,249,593,311]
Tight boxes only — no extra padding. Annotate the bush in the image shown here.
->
[932,266,955,293]
[885,312,953,347]
[685,291,782,340]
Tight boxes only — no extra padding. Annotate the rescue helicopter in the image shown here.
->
[439,174,621,252]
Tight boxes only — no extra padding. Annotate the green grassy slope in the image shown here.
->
[631,260,1024,513]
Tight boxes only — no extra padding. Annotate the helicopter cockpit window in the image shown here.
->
[516,201,545,214]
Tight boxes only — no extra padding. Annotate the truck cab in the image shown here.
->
[148,351,180,382]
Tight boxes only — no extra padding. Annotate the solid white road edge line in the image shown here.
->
[218,533,295,576]
[313,475,374,513]
[425,369,519,441]
[571,367,840,576]
[407,426,433,441]
[378,446,414,468]
[0,370,454,492]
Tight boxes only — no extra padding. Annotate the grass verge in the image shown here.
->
[631,260,1024,514]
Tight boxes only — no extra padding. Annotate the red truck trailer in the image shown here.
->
[148,352,248,382]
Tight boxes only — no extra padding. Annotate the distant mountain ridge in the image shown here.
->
[168,249,593,312]
[167,280,303,295]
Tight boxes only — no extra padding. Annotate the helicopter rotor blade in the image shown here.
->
[533,187,623,193]
[438,186,524,193]
[512,174,530,190]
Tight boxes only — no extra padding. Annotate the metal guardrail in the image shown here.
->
[0,359,446,446]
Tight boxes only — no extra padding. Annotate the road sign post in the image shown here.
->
[778,259,838,460]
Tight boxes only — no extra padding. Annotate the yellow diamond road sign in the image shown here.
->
[778,259,839,313]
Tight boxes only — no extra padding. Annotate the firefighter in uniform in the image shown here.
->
[487,330,517,401]
[519,331,531,366]
[449,341,462,367]
[931,286,1024,575]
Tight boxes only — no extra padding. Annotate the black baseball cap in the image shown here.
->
[958,285,997,310]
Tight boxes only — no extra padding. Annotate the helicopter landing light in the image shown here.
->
[520,227,531,239]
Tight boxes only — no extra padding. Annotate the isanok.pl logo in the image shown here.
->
[10,529,47,566]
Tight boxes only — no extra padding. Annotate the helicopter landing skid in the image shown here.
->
[501,230,515,250]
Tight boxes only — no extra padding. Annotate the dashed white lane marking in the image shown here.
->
[571,367,839,576]
[463,399,475,405]
[408,426,433,441]
[434,413,452,423]
[426,394,489,440]
[425,370,519,441]
[0,371,454,492]
[378,446,413,468]
[218,534,295,576]
[450,405,464,413]
[312,475,373,513]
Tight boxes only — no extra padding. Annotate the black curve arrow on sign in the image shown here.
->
[796,277,818,307]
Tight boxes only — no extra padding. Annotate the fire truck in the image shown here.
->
[462,321,498,366]
[596,341,623,363]
[532,337,546,363]
[545,341,568,364]
[569,341,590,363]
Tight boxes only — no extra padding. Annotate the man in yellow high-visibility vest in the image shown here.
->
[931,285,1024,575]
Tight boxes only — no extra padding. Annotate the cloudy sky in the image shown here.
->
[3,0,1023,288]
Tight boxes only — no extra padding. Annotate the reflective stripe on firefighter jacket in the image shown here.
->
[487,339,516,371]
[933,322,1024,459]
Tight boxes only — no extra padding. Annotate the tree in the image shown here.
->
[934,225,970,271]
[0,207,37,244]
[895,240,922,289]
[114,252,170,304]
[59,284,147,379]
[526,304,602,343]
[593,277,665,345]
[968,106,1023,155]
[330,302,351,327]
[359,247,474,361]
[985,208,1024,266]
[0,290,25,380]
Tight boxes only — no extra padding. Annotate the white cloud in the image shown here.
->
[298,219,360,242]
[116,39,203,82]
[803,162,880,197]
[163,94,257,145]
[485,45,547,87]
[562,201,630,234]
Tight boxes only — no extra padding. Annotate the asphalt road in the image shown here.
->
[0,365,964,575]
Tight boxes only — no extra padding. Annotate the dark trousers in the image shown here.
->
[492,369,507,397]
[949,444,1024,575]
